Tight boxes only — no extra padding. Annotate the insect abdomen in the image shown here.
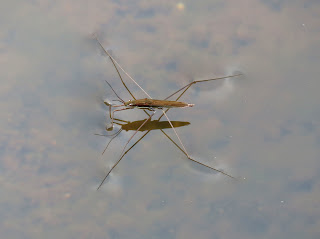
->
[129,99,194,108]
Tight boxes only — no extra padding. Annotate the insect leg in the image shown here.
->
[96,38,152,117]
[111,107,132,127]
[161,110,191,157]
[155,74,242,151]
[95,37,151,98]
[161,110,235,179]
[97,110,156,190]
[94,128,121,137]
[164,74,243,101]
[95,128,123,155]
[160,129,187,157]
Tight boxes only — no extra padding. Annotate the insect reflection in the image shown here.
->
[95,117,190,163]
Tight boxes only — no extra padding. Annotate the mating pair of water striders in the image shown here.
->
[95,37,243,189]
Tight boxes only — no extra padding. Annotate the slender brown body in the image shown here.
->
[124,98,194,109]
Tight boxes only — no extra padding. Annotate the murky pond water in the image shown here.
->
[1,1,320,238]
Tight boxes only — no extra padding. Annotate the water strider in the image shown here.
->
[95,37,242,190]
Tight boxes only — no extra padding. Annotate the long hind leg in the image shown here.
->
[161,110,235,179]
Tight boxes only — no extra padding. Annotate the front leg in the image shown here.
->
[110,107,133,128]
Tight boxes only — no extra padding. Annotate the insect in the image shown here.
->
[95,37,242,189]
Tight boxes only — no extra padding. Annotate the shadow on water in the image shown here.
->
[107,118,190,132]
[95,117,192,186]
[96,117,190,156]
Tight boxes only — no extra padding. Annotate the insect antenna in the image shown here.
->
[112,100,125,104]
[105,80,125,104]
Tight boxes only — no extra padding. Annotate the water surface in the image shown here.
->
[1,1,320,238]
